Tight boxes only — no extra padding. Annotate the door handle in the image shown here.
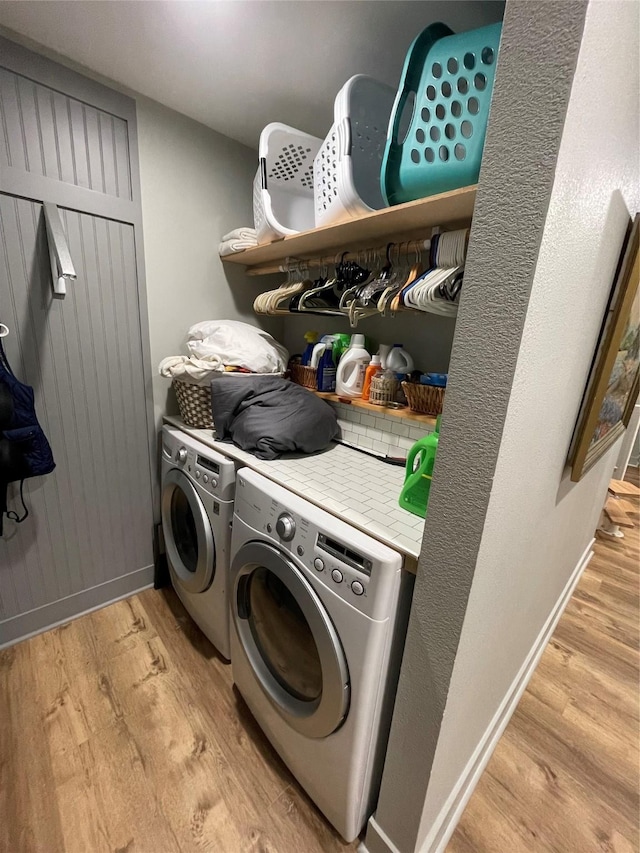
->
[43,203,76,299]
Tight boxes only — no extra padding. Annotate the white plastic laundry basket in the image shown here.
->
[253,123,323,244]
[314,75,396,228]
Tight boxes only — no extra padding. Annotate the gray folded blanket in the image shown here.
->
[210,375,338,460]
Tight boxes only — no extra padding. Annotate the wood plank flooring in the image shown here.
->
[1,470,638,853]
[449,470,640,853]
[0,588,354,853]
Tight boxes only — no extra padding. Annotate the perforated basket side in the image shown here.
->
[314,124,342,225]
[253,167,270,242]
[314,76,396,228]
[255,123,322,237]
[383,22,502,205]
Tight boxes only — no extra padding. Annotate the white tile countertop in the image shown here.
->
[164,416,424,568]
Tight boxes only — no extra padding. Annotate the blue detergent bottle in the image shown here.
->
[317,341,337,392]
[301,331,319,365]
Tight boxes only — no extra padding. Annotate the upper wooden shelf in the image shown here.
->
[221,185,477,275]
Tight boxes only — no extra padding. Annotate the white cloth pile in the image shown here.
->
[218,227,258,257]
[159,320,289,385]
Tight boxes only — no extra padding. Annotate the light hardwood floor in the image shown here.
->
[1,473,638,853]
[449,470,640,853]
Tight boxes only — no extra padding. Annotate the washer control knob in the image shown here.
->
[276,513,296,541]
[313,558,325,572]
[351,581,365,596]
[176,447,187,463]
[195,470,201,479]
[202,474,209,484]
[331,569,343,584]
[210,478,218,488]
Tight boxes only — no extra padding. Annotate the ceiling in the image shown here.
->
[0,0,504,149]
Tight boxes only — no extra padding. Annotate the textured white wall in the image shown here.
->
[136,98,283,427]
[417,0,639,847]
[365,5,587,852]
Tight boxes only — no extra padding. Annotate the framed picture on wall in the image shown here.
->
[569,212,640,482]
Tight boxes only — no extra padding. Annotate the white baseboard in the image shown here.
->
[0,565,154,649]
[418,539,594,853]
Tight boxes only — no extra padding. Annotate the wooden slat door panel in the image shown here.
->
[0,65,132,201]
[0,195,154,639]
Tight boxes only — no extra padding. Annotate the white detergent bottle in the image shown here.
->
[336,334,371,398]
[379,344,392,369]
[386,343,414,374]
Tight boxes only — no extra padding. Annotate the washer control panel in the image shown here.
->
[162,426,235,502]
[236,474,374,606]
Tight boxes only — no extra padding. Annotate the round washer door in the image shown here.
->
[233,541,350,739]
[161,468,214,594]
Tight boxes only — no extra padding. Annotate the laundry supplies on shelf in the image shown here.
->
[317,341,337,393]
[301,331,319,365]
[362,354,383,401]
[386,344,415,374]
[335,334,371,398]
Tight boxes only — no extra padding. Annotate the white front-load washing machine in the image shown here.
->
[161,426,236,659]
[229,467,414,841]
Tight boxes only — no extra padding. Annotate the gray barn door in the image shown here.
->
[0,38,155,645]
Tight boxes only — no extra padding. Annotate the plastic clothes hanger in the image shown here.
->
[379,245,422,315]
[301,254,369,315]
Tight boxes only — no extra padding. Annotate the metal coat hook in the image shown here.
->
[43,203,76,299]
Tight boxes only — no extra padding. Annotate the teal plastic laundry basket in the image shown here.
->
[382,21,502,205]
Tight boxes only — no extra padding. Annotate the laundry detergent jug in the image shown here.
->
[398,416,440,518]
[386,343,414,374]
[335,334,370,398]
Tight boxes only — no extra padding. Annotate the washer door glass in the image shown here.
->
[234,541,349,738]
[162,468,214,594]
[249,566,323,702]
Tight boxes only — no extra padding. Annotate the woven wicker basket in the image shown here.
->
[173,380,214,428]
[402,381,445,416]
[289,363,318,390]
[369,373,398,406]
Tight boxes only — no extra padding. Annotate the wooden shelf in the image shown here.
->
[314,391,438,427]
[221,185,477,274]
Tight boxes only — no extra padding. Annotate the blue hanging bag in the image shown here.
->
[0,336,55,534]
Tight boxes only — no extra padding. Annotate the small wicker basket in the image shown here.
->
[369,373,398,406]
[173,380,214,428]
[289,363,318,390]
[402,381,445,416]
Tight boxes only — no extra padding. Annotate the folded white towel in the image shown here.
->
[219,238,257,257]
[221,227,257,243]
[159,354,224,385]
